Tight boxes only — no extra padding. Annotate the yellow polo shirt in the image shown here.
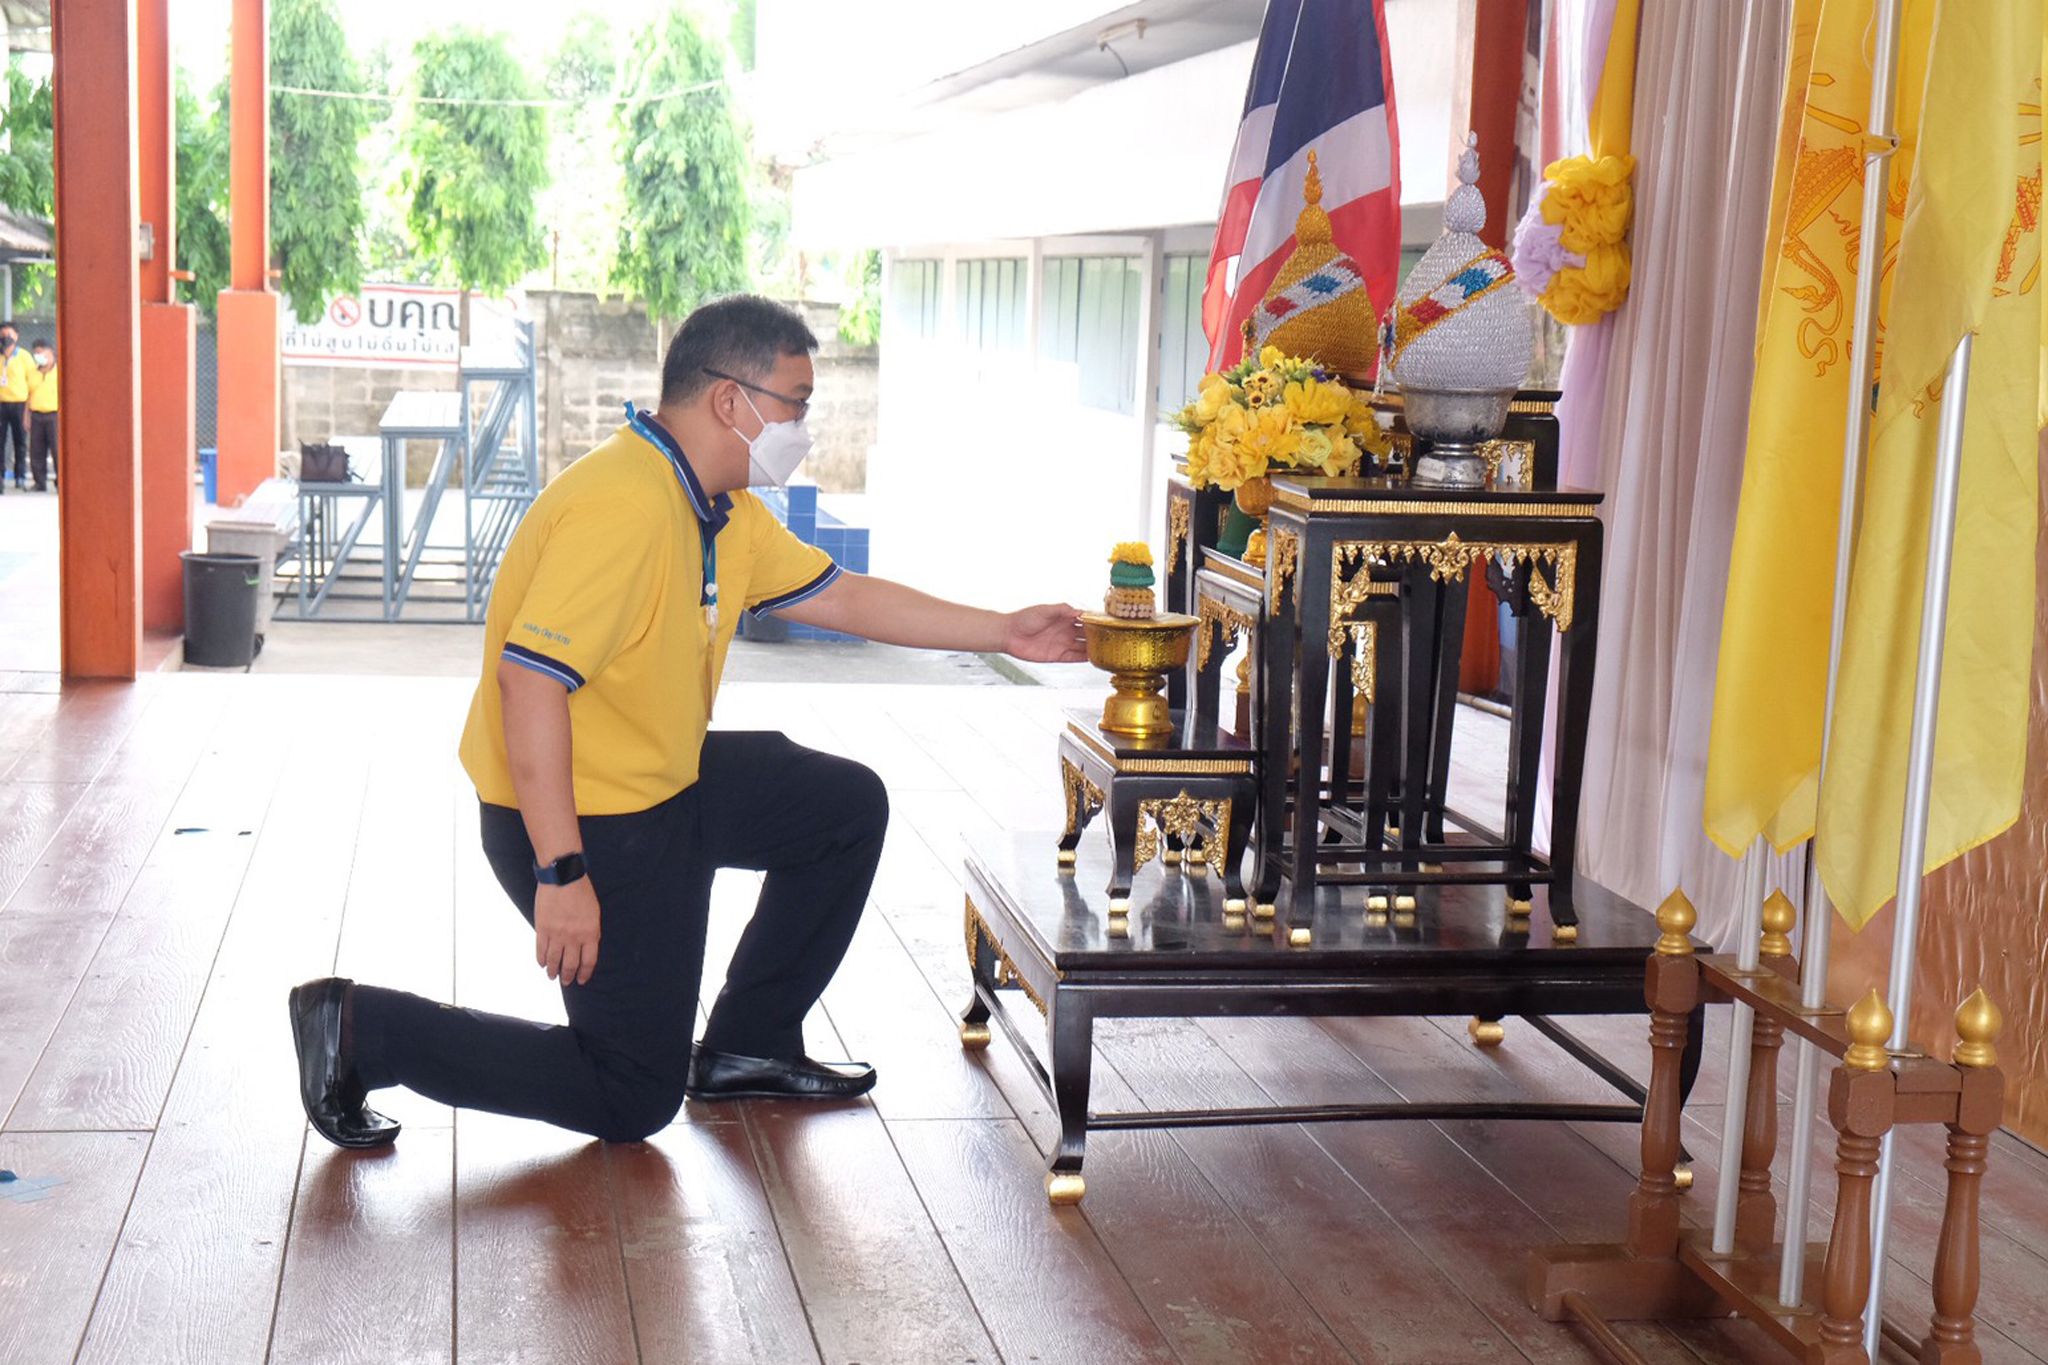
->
[28,363,55,414]
[459,418,840,815]
[0,350,34,403]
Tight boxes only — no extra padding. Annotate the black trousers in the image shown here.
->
[28,412,54,488]
[0,402,23,485]
[351,730,887,1143]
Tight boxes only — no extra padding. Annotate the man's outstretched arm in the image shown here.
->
[775,572,1087,662]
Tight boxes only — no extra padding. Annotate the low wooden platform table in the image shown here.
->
[959,831,1701,1205]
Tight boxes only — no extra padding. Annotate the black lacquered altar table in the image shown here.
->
[959,832,1698,1204]
[1255,476,1605,926]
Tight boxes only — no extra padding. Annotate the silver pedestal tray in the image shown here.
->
[1403,385,1516,490]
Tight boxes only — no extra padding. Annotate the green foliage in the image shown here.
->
[271,0,372,320]
[612,8,753,322]
[729,0,758,72]
[537,13,626,293]
[838,249,881,347]
[0,66,53,219]
[404,28,551,296]
[547,13,616,102]
[0,64,54,309]
[175,78,233,318]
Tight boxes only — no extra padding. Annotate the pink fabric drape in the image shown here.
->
[1543,0,1805,943]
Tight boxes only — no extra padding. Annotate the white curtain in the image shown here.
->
[1559,0,1806,944]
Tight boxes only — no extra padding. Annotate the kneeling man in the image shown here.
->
[290,294,1082,1147]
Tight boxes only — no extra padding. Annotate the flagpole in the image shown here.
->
[1860,329,1973,1360]
[1710,838,1767,1255]
[1777,0,1906,1309]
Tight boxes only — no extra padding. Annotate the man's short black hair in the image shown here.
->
[29,338,50,352]
[660,294,816,407]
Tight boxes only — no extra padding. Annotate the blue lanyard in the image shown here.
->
[626,406,719,628]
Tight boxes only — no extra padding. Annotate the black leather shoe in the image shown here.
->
[288,978,400,1149]
[685,1046,877,1101]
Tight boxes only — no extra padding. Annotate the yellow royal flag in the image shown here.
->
[1703,0,1935,856]
[1815,1,2042,927]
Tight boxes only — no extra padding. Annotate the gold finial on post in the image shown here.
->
[1759,890,1797,959]
[1844,990,1895,1071]
[1653,889,1697,956]
[1953,988,2002,1069]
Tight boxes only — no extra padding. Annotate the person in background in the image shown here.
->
[27,339,54,493]
[0,324,30,492]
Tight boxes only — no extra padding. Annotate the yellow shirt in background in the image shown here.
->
[0,350,34,403]
[28,363,55,414]
[458,420,839,815]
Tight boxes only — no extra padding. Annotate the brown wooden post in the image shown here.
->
[1818,991,1896,1365]
[1737,894,1794,1251]
[1629,891,1698,1258]
[1923,990,2003,1365]
[1736,1012,1785,1252]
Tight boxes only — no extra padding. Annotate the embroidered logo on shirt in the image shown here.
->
[521,623,573,645]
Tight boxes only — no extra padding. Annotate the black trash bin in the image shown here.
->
[181,551,262,668]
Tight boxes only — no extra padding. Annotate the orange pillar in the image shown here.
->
[139,0,195,631]
[52,0,144,681]
[215,0,279,505]
[1466,0,1531,248]
[1456,0,1529,698]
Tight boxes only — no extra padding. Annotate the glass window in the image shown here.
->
[888,258,943,340]
[956,258,1026,352]
[1042,255,1141,414]
[1157,253,1211,414]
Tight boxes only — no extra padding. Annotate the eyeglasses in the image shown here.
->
[702,367,809,420]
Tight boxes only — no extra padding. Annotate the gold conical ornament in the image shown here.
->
[1758,890,1797,959]
[1844,991,1895,1072]
[1248,151,1378,376]
[1653,888,1696,956]
[1953,988,2002,1069]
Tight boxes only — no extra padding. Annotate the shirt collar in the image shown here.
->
[626,404,732,536]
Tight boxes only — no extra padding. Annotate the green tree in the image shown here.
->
[534,13,625,293]
[729,0,758,72]
[0,64,54,309]
[838,249,881,347]
[271,0,372,320]
[547,13,616,102]
[0,66,52,219]
[612,8,752,323]
[174,77,232,317]
[404,27,551,319]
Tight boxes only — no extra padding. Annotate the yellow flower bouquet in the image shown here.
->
[1172,346,1392,494]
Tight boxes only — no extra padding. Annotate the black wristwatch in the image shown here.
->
[533,851,588,887]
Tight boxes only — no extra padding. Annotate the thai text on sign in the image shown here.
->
[283,284,522,369]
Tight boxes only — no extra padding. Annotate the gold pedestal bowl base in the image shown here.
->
[1081,612,1198,739]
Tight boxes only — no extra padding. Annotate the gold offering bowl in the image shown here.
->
[1081,611,1198,739]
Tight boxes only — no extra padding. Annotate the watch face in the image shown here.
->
[538,853,586,884]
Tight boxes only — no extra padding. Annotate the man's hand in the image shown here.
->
[1005,603,1088,662]
[536,879,601,985]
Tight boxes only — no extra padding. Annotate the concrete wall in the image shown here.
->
[281,291,878,493]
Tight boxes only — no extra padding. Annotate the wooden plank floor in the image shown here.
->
[4,671,2047,1365]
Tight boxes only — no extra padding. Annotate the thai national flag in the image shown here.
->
[1201,0,1402,372]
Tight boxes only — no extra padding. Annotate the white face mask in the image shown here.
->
[738,390,814,488]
